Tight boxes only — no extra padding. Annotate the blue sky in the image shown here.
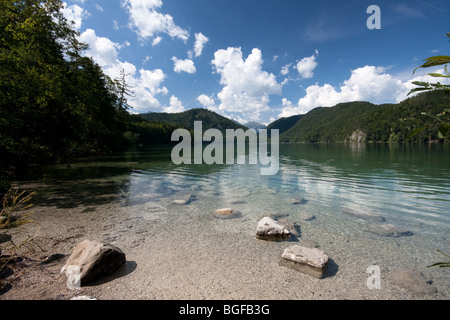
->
[62,0,450,125]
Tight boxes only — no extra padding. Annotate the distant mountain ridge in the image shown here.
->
[244,121,266,130]
[137,91,449,143]
[280,91,450,143]
[139,108,247,131]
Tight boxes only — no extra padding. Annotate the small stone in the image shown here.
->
[214,208,242,219]
[279,245,329,279]
[172,194,195,205]
[70,295,97,300]
[388,268,437,295]
[256,217,291,240]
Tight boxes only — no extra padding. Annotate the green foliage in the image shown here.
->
[0,0,135,177]
[280,91,450,143]
[408,32,450,139]
[127,116,180,145]
[0,187,40,291]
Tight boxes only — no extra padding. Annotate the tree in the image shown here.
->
[409,32,450,139]
[0,0,131,176]
[113,68,135,112]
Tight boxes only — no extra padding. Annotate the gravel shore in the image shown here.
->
[1,197,449,301]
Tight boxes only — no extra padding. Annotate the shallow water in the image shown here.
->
[16,143,450,298]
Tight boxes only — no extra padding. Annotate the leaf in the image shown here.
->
[427,262,450,268]
[411,81,430,87]
[423,55,450,61]
[427,73,450,78]
[407,87,431,96]
[413,56,450,74]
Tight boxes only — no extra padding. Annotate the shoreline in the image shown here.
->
[1,198,448,301]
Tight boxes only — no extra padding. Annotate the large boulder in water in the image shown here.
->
[279,245,329,279]
[256,217,291,240]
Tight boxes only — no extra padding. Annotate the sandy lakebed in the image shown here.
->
[1,189,449,301]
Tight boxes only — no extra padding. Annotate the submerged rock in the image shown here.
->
[342,207,385,222]
[279,245,329,279]
[288,197,306,205]
[299,212,315,221]
[214,208,242,219]
[172,194,195,205]
[388,268,436,295]
[229,199,247,205]
[367,224,413,237]
[60,240,126,287]
[256,217,291,240]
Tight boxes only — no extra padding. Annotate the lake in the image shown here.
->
[15,143,450,299]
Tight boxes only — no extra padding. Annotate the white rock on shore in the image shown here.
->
[60,239,126,287]
[279,245,329,279]
[255,217,291,240]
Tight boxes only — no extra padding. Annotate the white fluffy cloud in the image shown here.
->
[192,33,209,58]
[279,65,450,118]
[172,57,196,74]
[61,2,89,30]
[211,47,282,121]
[281,63,292,76]
[152,36,162,46]
[122,0,189,42]
[79,29,168,112]
[197,94,216,108]
[163,95,186,113]
[296,50,319,79]
[78,29,121,66]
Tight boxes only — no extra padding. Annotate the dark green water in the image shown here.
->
[14,142,450,298]
[22,143,450,231]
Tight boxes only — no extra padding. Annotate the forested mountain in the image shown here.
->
[139,108,248,131]
[280,91,450,143]
[266,115,303,135]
